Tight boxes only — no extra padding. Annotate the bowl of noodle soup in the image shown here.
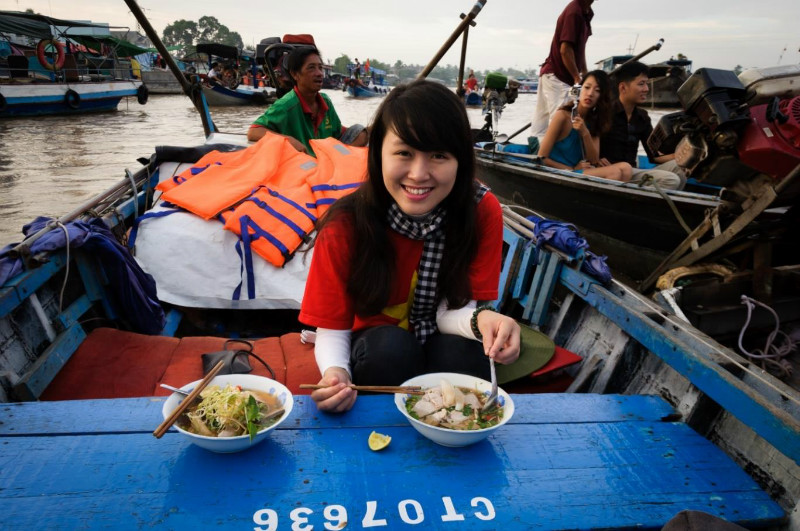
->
[161,374,293,453]
[394,372,514,447]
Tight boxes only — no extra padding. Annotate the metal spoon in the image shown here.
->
[482,358,498,412]
[160,383,191,397]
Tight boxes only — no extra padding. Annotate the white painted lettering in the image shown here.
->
[471,497,496,521]
[362,500,388,527]
[290,507,313,530]
[440,496,465,522]
[253,508,278,531]
[323,504,348,530]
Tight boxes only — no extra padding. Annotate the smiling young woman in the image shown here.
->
[298,80,521,413]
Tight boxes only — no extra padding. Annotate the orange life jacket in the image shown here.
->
[156,135,367,272]
[223,138,367,268]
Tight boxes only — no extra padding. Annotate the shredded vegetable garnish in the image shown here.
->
[183,384,272,440]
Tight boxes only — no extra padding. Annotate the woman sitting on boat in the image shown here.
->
[538,70,632,182]
[465,70,479,93]
[246,46,367,156]
[298,80,521,413]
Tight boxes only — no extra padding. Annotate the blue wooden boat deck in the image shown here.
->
[0,394,784,529]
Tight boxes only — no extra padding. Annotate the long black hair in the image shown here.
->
[560,69,614,136]
[312,79,480,316]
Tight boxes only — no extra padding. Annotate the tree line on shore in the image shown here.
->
[159,16,537,86]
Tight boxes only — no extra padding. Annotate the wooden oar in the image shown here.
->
[300,384,425,395]
[153,360,225,438]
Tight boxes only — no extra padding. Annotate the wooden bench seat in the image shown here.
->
[40,327,582,401]
[40,327,320,401]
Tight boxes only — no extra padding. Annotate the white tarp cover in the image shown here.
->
[134,203,311,310]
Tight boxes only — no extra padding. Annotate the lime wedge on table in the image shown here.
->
[368,431,391,451]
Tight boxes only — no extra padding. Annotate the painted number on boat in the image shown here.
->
[253,496,496,529]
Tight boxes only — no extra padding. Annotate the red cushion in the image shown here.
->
[154,336,287,395]
[503,346,583,394]
[41,328,179,400]
[532,346,582,376]
[280,333,320,395]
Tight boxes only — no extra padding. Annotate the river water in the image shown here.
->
[0,90,667,246]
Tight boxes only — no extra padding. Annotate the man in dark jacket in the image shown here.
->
[600,61,684,190]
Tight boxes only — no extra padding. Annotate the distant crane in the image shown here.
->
[777,45,787,64]
[627,34,640,54]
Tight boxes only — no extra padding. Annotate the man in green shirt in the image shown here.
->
[247,46,367,157]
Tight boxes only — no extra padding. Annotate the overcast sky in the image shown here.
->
[7,0,800,72]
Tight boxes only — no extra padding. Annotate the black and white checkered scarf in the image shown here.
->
[387,183,489,343]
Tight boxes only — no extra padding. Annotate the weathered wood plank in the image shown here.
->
[559,266,800,464]
[0,419,784,530]
[12,324,86,401]
[0,254,65,319]
[0,394,677,435]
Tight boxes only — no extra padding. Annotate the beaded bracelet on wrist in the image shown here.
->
[470,304,495,340]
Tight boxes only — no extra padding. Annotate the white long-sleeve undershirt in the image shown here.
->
[313,300,481,377]
[314,327,352,378]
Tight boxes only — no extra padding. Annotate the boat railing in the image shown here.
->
[498,214,800,466]
[0,60,138,83]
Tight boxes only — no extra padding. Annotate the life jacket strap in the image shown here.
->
[234,214,293,300]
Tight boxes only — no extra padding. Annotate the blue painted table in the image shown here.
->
[0,394,785,530]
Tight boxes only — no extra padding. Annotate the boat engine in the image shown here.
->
[477,73,519,141]
[648,66,800,204]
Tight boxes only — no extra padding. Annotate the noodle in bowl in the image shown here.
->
[394,372,514,447]
[161,374,293,453]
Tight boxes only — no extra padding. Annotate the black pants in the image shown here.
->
[350,326,490,385]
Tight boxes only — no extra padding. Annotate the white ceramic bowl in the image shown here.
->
[394,372,514,447]
[161,374,293,453]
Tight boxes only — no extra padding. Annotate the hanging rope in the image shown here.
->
[638,174,693,235]
[737,295,796,380]
[49,220,71,313]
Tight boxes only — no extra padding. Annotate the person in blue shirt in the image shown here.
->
[538,70,632,182]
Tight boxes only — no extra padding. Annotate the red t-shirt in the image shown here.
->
[299,192,503,332]
[539,0,593,86]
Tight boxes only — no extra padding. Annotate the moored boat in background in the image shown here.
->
[464,90,481,106]
[193,42,277,106]
[515,76,538,93]
[0,10,148,117]
[596,53,692,108]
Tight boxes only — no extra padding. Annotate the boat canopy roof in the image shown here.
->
[595,55,634,70]
[69,34,150,58]
[196,42,239,60]
[0,10,108,40]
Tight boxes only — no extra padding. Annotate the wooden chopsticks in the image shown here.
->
[153,359,225,438]
[299,384,424,395]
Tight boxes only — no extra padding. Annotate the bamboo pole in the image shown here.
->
[123,0,216,137]
[418,1,487,79]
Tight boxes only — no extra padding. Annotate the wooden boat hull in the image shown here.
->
[645,72,689,108]
[1,190,797,526]
[345,83,388,98]
[0,80,142,117]
[1,22,798,522]
[201,84,277,106]
[516,78,538,93]
[464,91,481,106]
[140,69,184,94]
[0,394,787,529]
[475,155,723,279]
